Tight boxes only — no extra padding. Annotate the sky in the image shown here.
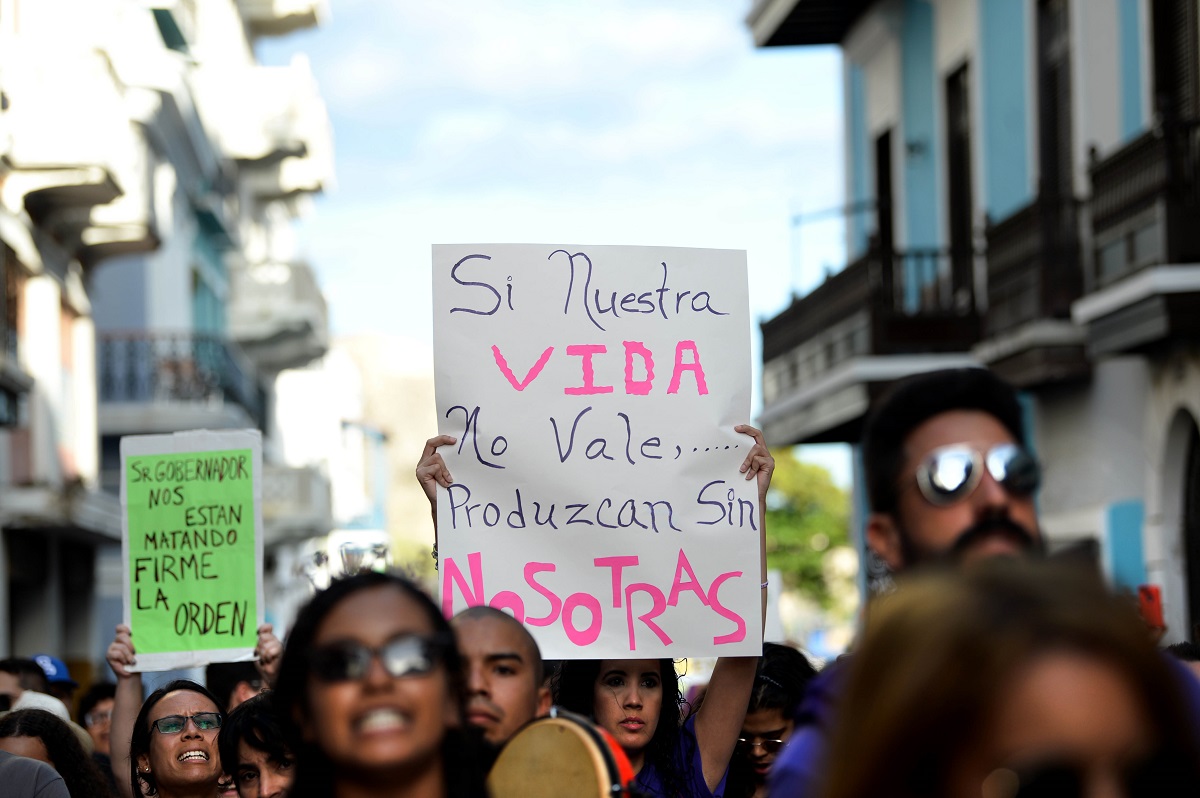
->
[256,0,851,483]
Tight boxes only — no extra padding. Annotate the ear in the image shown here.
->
[136,752,151,777]
[535,686,552,718]
[866,512,905,571]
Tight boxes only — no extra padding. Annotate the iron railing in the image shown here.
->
[97,331,264,427]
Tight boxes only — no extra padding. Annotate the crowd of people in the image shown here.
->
[3,367,1200,796]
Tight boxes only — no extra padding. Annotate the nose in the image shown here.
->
[973,466,1011,512]
[624,684,643,709]
[259,770,289,798]
[181,719,203,739]
[466,660,488,696]
[362,651,393,689]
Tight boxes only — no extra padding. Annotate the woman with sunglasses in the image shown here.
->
[551,426,774,798]
[821,560,1200,798]
[273,571,488,798]
[126,679,226,798]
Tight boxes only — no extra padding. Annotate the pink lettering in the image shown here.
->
[441,552,485,617]
[523,562,562,626]
[667,550,709,607]
[667,340,708,395]
[595,555,639,608]
[707,571,746,645]
[623,341,655,395]
[565,344,614,395]
[492,345,553,391]
[562,593,603,645]
[489,590,525,622]
[624,582,672,649]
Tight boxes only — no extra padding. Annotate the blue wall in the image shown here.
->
[901,0,939,308]
[1118,0,1146,140]
[978,0,1032,219]
[1105,499,1147,589]
[848,63,871,258]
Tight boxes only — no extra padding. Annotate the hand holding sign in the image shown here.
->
[433,244,761,659]
[120,430,264,671]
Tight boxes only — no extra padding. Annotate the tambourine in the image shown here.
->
[487,707,637,797]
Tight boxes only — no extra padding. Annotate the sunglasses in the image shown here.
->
[151,712,222,735]
[986,751,1189,798]
[735,737,785,755]
[309,633,451,683]
[914,443,1040,507]
[85,709,112,726]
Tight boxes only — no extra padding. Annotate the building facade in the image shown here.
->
[1,0,334,678]
[749,0,1200,640]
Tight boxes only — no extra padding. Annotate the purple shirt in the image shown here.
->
[635,715,728,798]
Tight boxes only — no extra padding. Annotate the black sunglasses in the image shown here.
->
[309,633,452,682]
[151,712,222,735]
[914,443,1040,507]
[735,737,785,755]
[986,751,1191,798]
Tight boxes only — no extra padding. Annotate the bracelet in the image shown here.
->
[760,580,769,589]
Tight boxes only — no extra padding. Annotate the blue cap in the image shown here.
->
[33,654,77,688]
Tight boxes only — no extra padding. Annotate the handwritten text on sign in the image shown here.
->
[125,448,257,654]
[433,245,760,658]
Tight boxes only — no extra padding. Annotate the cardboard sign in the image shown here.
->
[433,244,761,658]
[120,430,264,671]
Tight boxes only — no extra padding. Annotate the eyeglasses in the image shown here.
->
[85,709,112,726]
[735,737,785,755]
[151,712,222,735]
[914,443,1040,507]
[309,633,451,683]
[986,751,1190,798]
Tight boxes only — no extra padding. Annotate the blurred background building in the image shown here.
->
[0,0,404,686]
[749,0,1200,641]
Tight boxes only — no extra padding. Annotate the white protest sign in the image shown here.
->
[433,244,761,659]
[120,429,264,671]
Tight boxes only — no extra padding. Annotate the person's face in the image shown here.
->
[138,690,223,792]
[868,410,1041,571]
[234,740,293,798]
[592,659,664,766]
[0,735,52,766]
[0,672,21,710]
[86,697,115,755]
[951,651,1157,797]
[300,585,457,780]
[452,615,550,746]
[739,707,793,783]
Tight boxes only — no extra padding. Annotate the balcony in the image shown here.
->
[747,0,875,47]
[237,0,326,38]
[97,332,265,435]
[0,48,131,220]
[759,247,980,444]
[262,463,332,545]
[1073,118,1200,355]
[976,194,1089,387]
[229,260,329,372]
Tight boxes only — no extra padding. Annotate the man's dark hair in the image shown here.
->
[862,368,1025,514]
[1165,641,1200,662]
[0,658,51,693]
[205,660,261,712]
[217,691,291,778]
[77,681,116,726]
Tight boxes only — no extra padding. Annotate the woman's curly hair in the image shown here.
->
[0,708,118,798]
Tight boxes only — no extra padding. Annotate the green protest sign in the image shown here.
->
[121,431,263,670]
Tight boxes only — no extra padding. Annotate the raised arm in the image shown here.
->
[106,624,143,798]
[693,424,774,791]
[416,434,457,552]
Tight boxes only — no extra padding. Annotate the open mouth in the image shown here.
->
[178,750,209,763]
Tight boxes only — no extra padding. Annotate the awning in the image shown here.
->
[0,208,43,274]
